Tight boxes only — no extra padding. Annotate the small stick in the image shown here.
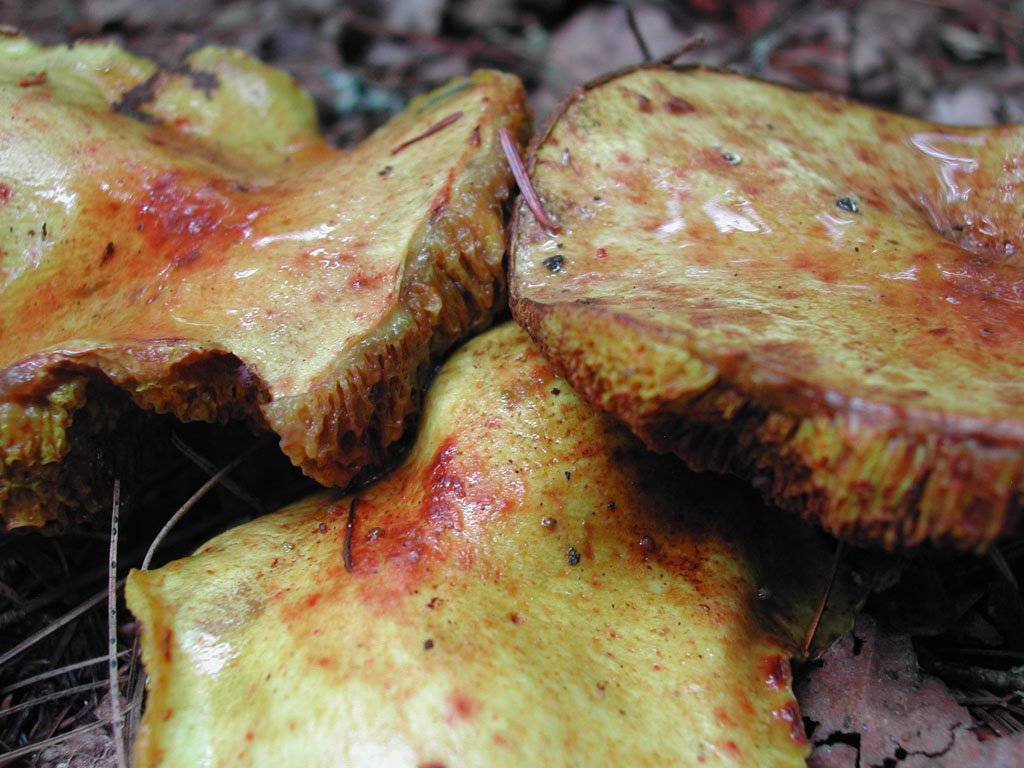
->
[108,479,128,768]
[658,34,706,64]
[922,655,1024,694]
[802,540,844,657]
[391,111,463,155]
[624,5,652,62]
[343,497,358,573]
[499,128,561,234]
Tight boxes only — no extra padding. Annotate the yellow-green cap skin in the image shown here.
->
[0,33,528,529]
[126,323,833,767]
[511,65,1024,552]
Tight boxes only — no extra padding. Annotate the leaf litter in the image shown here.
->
[797,615,1024,767]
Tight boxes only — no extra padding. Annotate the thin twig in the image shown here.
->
[922,655,1024,693]
[140,443,260,571]
[624,5,652,62]
[499,127,560,234]
[391,111,463,155]
[802,541,844,657]
[658,34,706,64]
[108,478,128,768]
[343,497,358,573]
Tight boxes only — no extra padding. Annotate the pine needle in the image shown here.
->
[623,5,653,62]
[124,442,263,746]
[499,127,560,234]
[140,442,261,572]
[108,478,128,768]
[0,651,131,695]
[171,433,267,514]
[0,679,109,718]
[802,540,844,657]
[0,712,127,763]
[0,585,118,670]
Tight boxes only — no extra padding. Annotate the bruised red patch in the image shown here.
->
[365,440,464,573]
[18,72,47,88]
[772,701,807,744]
[135,172,261,269]
[353,438,511,588]
[761,654,789,690]
[429,170,456,220]
[160,627,174,662]
[652,82,694,114]
[618,86,653,114]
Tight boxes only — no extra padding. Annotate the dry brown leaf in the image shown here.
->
[798,614,1024,767]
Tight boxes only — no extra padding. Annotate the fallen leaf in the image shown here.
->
[797,614,1024,767]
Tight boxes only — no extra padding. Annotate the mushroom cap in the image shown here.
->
[511,65,1024,551]
[126,323,849,767]
[0,34,527,529]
